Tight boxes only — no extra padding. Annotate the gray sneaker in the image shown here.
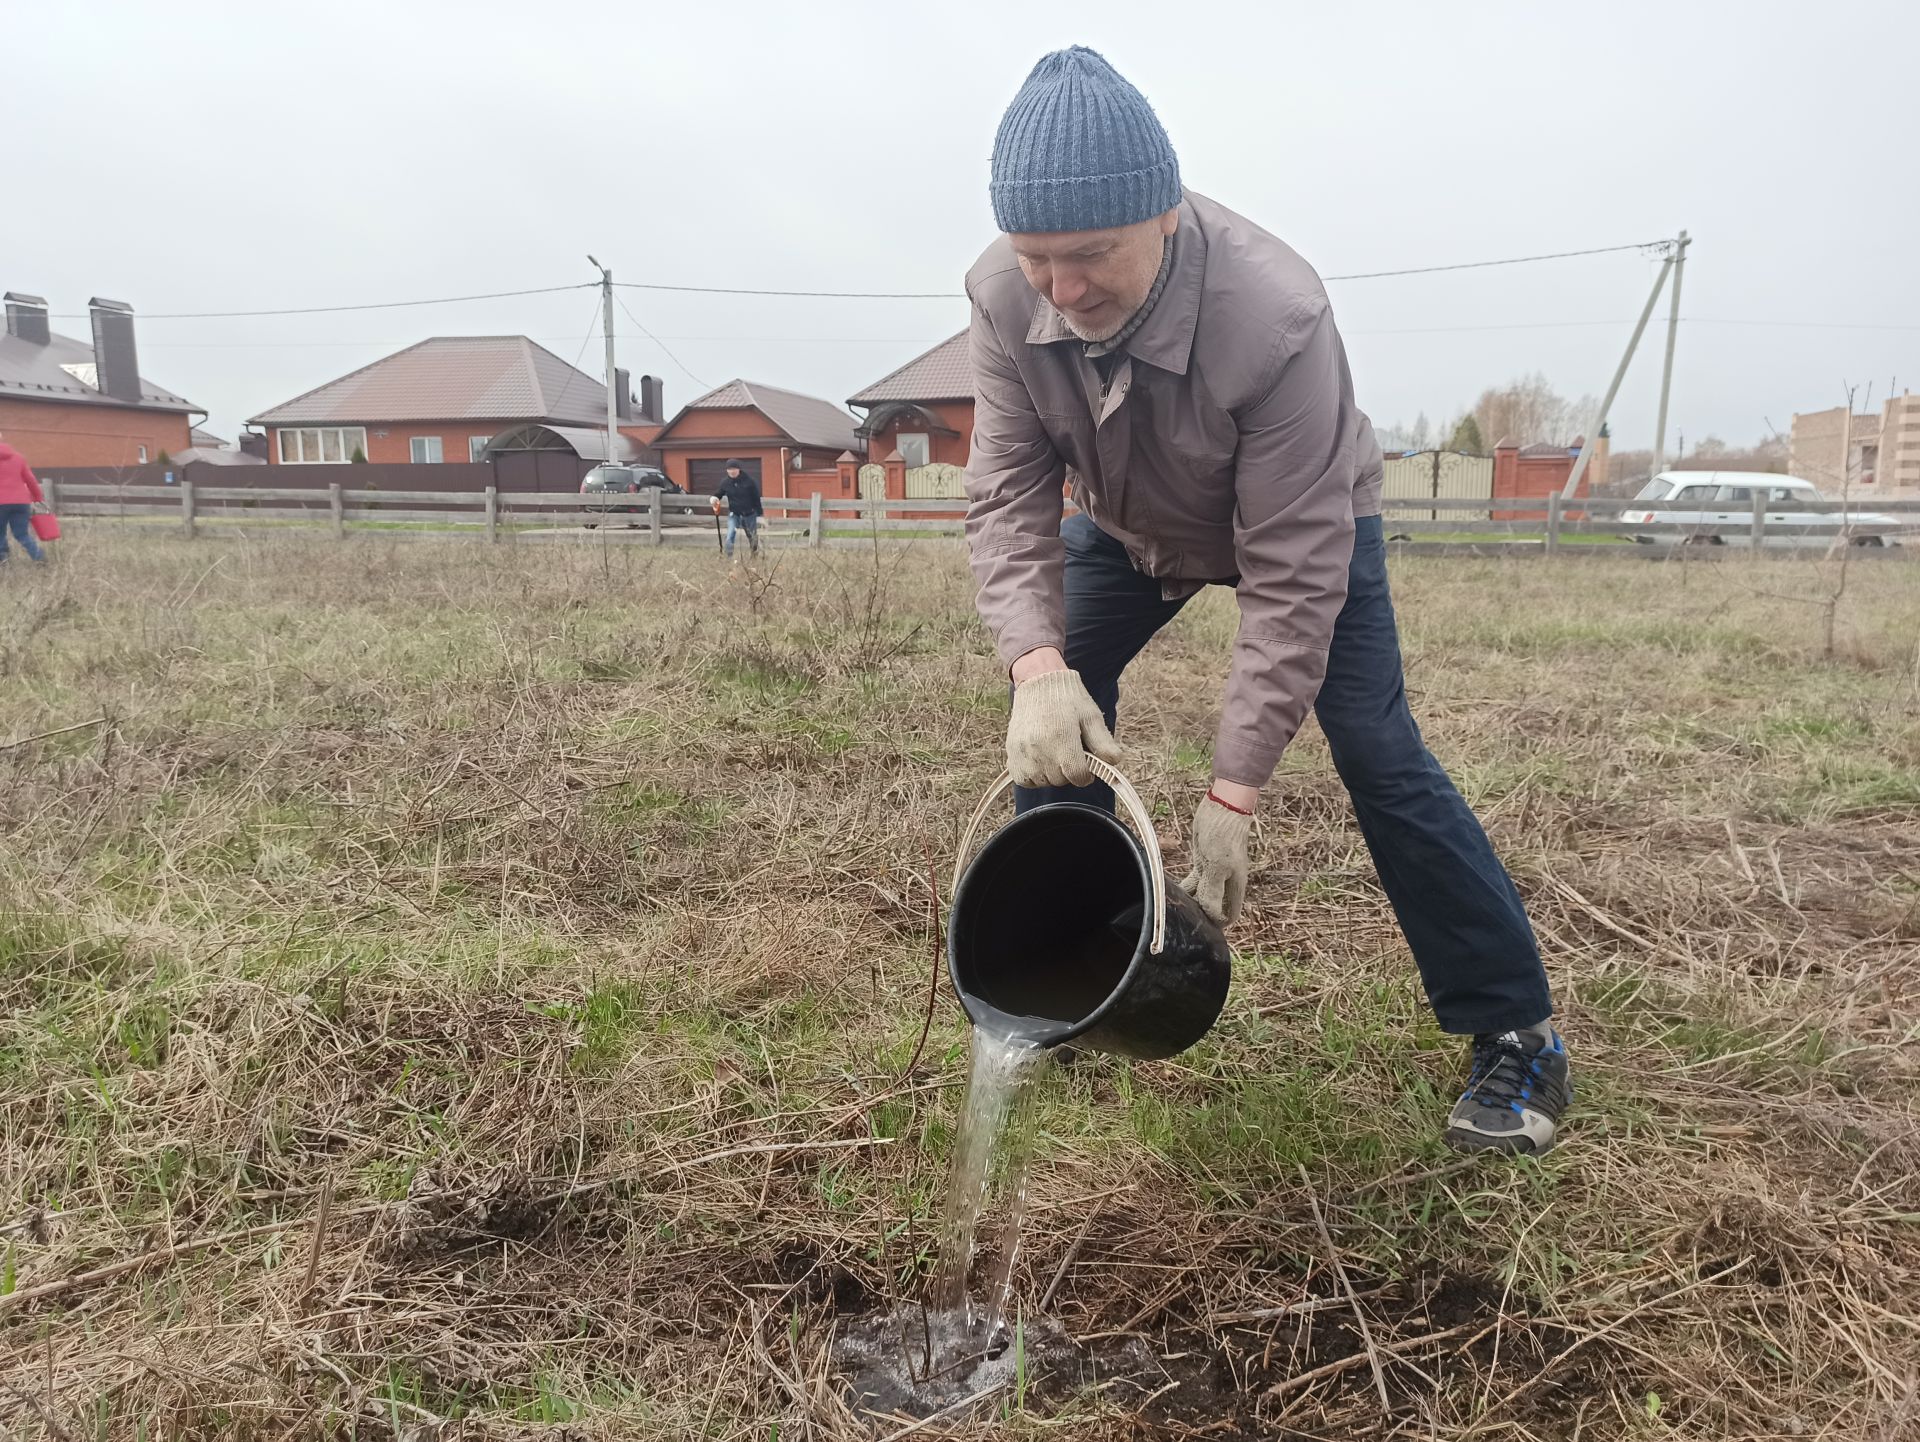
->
[1445,1026,1572,1155]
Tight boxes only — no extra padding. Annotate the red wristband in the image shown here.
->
[1206,789,1254,817]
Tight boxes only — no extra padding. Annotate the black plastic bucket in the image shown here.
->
[947,760,1231,1060]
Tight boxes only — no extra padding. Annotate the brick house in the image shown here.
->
[247,336,664,466]
[847,330,972,470]
[0,293,200,466]
[648,379,863,495]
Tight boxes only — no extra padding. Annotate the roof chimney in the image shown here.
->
[88,297,142,403]
[638,374,664,425]
[614,366,633,421]
[4,292,50,346]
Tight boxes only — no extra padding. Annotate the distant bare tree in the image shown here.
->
[1409,411,1432,451]
[1471,373,1593,448]
[1673,436,1787,475]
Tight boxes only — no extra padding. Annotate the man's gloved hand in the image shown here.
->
[1182,794,1253,927]
[1006,669,1120,787]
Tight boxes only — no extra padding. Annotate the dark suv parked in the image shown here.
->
[580,465,680,526]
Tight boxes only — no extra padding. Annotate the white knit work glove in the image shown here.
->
[1182,795,1253,927]
[1005,670,1120,788]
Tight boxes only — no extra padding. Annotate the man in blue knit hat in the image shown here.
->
[964,46,1571,1154]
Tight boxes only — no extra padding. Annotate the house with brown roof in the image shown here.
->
[247,336,665,467]
[847,331,972,471]
[648,379,863,495]
[0,293,202,466]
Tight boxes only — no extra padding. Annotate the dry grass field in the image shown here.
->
[2,529,1916,1440]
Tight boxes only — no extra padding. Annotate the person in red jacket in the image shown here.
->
[0,432,48,565]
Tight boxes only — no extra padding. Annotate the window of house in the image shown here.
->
[410,436,444,464]
[897,433,931,467]
[137,445,148,463]
[469,435,492,463]
[279,427,368,464]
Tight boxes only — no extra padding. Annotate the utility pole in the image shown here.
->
[1561,245,1677,498]
[587,255,618,464]
[1648,229,1689,479]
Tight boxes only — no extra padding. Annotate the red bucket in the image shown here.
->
[29,512,60,542]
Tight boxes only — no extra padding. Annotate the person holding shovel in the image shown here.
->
[963,48,1570,1155]
[711,459,763,561]
[0,431,49,566]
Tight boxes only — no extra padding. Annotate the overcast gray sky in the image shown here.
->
[12,1,1916,449]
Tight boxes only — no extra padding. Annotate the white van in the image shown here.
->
[1620,470,1899,547]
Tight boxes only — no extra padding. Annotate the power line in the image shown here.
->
[38,241,1678,323]
[1684,317,1920,332]
[48,283,594,321]
[1355,315,1920,335]
[143,316,1920,351]
[616,281,964,300]
[1322,240,1672,282]
[1346,318,1639,336]
[542,296,609,423]
[608,240,1675,299]
[616,296,711,391]
[142,333,958,350]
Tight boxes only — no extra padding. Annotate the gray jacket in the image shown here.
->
[963,191,1384,786]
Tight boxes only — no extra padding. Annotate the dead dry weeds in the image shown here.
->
[1,529,1916,1440]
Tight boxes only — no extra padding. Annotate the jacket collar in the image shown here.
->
[1023,196,1205,376]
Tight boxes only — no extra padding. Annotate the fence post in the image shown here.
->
[181,480,196,540]
[1545,492,1562,556]
[485,485,500,543]
[1750,487,1766,549]
[329,483,345,540]
[649,486,663,545]
[809,492,823,548]
[42,477,59,514]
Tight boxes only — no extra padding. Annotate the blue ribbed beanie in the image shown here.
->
[990,47,1181,234]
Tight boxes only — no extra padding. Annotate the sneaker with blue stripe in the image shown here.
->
[1445,1024,1572,1155]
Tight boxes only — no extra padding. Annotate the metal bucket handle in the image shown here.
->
[952,754,1168,956]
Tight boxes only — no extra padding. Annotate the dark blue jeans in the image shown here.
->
[0,504,44,563]
[1015,512,1552,1035]
[725,513,760,557]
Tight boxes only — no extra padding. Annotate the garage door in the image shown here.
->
[687,457,762,496]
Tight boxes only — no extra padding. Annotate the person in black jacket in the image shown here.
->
[712,459,763,560]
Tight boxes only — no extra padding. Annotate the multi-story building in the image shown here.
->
[1790,393,1920,497]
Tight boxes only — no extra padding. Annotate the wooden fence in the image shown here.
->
[41,482,971,547]
[39,480,1920,553]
